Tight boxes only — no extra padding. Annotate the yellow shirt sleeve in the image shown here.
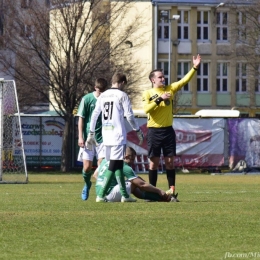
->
[142,89,158,114]
[169,67,196,93]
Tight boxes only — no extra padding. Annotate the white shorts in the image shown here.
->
[77,143,105,162]
[106,181,131,202]
[104,145,126,161]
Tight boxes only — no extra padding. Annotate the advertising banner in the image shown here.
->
[14,117,65,166]
[228,118,260,169]
[12,116,240,169]
[174,118,225,167]
[127,118,225,167]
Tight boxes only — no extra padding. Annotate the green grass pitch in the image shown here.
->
[0,173,259,260]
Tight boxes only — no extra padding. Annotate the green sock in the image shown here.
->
[142,191,161,201]
[115,169,129,198]
[82,169,93,187]
[98,170,114,198]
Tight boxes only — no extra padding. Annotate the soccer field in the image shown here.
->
[0,173,259,260]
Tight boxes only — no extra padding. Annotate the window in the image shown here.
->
[177,10,189,40]
[216,12,228,41]
[237,12,246,42]
[197,11,209,41]
[216,63,228,92]
[21,0,32,8]
[158,10,169,40]
[236,63,247,92]
[255,65,260,93]
[157,61,169,85]
[197,63,209,92]
[0,15,3,36]
[178,62,190,92]
[20,24,33,38]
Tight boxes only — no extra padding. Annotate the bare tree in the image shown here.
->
[172,91,191,115]
[228,0,260,60]
[0,0,150,171]
[227,0,260,98]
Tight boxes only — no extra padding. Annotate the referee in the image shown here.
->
[142,54,201,202]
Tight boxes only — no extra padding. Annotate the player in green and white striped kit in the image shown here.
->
[77,78,108,200]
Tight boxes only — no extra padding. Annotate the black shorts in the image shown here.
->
[147,126,176,158]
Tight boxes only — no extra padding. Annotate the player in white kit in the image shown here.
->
[87,72,144,202]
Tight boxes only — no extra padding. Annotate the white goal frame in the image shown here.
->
[0,79,28,184]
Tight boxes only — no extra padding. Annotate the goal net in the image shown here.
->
[0,80,28,183]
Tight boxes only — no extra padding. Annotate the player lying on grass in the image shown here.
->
[94,146,171,202]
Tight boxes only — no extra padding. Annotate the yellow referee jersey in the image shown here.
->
[142,68,196,128]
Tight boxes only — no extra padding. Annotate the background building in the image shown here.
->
[151,0,260,117]
[1,0,260,117]
[0,0,50,113]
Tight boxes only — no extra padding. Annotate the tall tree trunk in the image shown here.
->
[60,115,73,172]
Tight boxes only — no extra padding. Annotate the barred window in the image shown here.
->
[236,63,247,92]
[197,63,209,92]
[178,62,190,92]
[216,12,228,41]
[197,11,209,41]
[178,10,189,40]
[217,63,228,92]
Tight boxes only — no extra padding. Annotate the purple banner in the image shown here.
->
[228,118,260,169]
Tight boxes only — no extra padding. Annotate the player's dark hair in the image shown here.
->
[95,78,108,92]
[149,69,163,82]
[111,73,127,84]
[125,146,136,157]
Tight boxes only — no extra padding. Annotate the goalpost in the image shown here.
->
[0,79,28,184]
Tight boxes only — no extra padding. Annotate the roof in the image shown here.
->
[152,0,253,5]
[195,109,240,117]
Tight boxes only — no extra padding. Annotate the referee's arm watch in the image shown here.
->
[155,97,163,106]
[193,66,198,71]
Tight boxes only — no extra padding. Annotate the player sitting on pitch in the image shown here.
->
[94,146,171,202]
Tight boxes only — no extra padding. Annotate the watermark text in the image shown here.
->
[225,252,260,259]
